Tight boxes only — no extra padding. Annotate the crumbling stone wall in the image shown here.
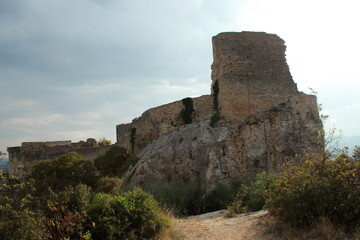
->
[8,138,110,177]
[116,95,213,153]
[211,32,299,121]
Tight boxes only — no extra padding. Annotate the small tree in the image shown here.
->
[0,151,6,160]
[31,152,96,191]
[94,146,131,177]
[98,137,112,146]
[309,88,343,159]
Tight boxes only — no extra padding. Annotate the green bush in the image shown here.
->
[0,209,50,240]
[44,184,92,239]
[95,176,123,194]
[94,146,131,177]
[265,153,360,227]
[98,137,112,146]
[244,173,273,211]
[353,145,360,161]
[0,176,50,240]
[87,188,170,239]
[144,178,202,216]
[31,152,97,191]
[225,174,272,216]
[203,183,235,213]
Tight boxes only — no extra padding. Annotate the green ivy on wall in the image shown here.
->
[180,97,194,124]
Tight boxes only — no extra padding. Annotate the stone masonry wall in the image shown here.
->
[8,139,110,177]
[211,32,299,121]
[116,95,213,153]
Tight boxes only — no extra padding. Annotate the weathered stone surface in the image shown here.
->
[122,31,323,191]
[125,94,322,190]
[116,95,213,154]
[212,32,298,121]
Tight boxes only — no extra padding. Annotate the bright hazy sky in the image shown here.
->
[1,0,359,153]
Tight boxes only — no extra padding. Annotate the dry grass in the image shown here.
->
[157,210,185,240]
[267,217,360,240]
[158,210,360,240]
[157,225,185,240]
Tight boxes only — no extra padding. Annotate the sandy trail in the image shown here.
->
[173,210,280,240]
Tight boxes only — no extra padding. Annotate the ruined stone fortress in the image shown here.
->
[8,32,322,187]
[7,138,111,177]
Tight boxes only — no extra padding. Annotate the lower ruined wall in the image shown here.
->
[7,140,111,177]
[116,95,213,154]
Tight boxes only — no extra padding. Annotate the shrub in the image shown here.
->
[0,176,50,240]
[94,146,131,177]
[203,183,235,213]
[98,137,112,146]
[95,176,123,194]
[144,178,202,216]
[87,188,170,239]
[44,184,92,239]
[265,153,360,227]
[353,145,360,161]
[244,173,273,211]
[0,209,50,240]
[225,173,272,216]
[31,152,97,191]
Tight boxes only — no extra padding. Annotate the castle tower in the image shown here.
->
[211,32,299,121]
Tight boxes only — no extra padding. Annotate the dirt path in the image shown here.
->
[173,210,280,240]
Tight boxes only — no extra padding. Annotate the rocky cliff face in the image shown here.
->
[118,32,323,191]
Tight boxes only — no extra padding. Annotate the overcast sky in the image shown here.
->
[1,0,359,154]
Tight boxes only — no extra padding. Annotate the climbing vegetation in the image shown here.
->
[129,126,137,153]
[210,80,220,127]
[180,97,194,124]
[210,112,220,127]
[212,80,219,111]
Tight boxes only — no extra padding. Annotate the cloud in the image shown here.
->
[3,114,64,126]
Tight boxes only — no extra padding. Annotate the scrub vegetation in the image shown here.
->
[1,118,359,239]
[0,152,169,240]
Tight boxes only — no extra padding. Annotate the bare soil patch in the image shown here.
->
[172,210,280,240]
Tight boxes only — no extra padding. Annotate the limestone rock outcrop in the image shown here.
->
[118,32,322,190]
